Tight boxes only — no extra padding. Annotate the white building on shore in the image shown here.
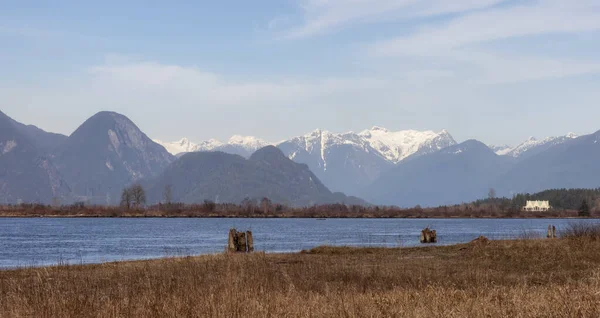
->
[523,200,551,212]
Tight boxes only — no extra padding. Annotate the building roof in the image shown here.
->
[524,200,551,209]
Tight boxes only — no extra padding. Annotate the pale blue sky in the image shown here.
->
[2,0,600,146]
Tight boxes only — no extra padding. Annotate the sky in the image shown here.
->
[1,0,600,146]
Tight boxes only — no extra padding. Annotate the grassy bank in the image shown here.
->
[1,236,600,317]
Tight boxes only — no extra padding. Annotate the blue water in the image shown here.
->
[1,218,598,268]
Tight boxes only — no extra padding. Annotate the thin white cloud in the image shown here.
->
[2,56,458,141]
[364,1,600,83]
[372,1,600,55]
[451,50,600,84]
[279,0,506,38]
[88,58,394,107]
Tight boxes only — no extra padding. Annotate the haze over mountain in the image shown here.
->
[7,117,67,153]
[0,111,70,204]
[53,111,175,204]
[495,130,600,196]
[154,136,271,158]
[143,146,365,206]
[157,127,456,195]
[366,130,600,207]
[365,140,514,207]
[491,133,579,160]
[2,109,600,208]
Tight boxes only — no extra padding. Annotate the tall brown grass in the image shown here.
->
[561,222,600,240]
[1,239,600,317]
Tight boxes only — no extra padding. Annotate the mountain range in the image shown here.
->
[0,110,365,206]
[156,127,456,195]
[154,136,271,158]
[1,109,598,207]
[143,146,365,206]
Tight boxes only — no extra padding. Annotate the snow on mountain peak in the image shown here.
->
[228,135,271,149]
[489,144,513,156]
[500,133,580,158]
[196,139,224,151]
[156,135,271,156]
[370,126,388,133]
[155,127,456,162]
[566,132,578,139]
[359,127,455,163]
[154,138,201,155]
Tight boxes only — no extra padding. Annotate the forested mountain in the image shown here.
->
[364,140,514,207]
[53,111,175,204]
[0,111,70,204]
[143,146,366,206]
[494,130,600,196]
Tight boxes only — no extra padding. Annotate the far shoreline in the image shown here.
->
[0,214,597,219]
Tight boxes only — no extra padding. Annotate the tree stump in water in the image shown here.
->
[227,228,254,253]
[247,231,254,252]
[547,225,557,239]
[420,227,437,244]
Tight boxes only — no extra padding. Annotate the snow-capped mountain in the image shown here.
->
[489,144,513,156]
[359,127,456,163]
[156,135,271,158]
[154,138,203,155]
[280,129,383,170]
[156,127,456,195]
[501,133,578,159]
[218,135,272,158]
[275,127,455,195]
[278,129,393,195]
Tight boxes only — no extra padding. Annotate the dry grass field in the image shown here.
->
[1,231,600,317]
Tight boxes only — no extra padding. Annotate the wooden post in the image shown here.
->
[237,232,247,252]
[420,227,437,244]
[228,229,238,253]
[227,228,254,253]
[246,231,254,252]
[552,226,557,239]
[547,225,552,238]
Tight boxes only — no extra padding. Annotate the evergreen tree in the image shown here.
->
[579,199,591,217]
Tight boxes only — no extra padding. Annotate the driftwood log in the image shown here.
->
[420,227,437,244]
[228,229,254,253]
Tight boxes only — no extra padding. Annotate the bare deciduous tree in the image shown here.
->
[130,184,146,208]
[261,197,272,214]
[120,188,132,210]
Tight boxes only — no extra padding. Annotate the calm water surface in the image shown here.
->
[1,218,598,268]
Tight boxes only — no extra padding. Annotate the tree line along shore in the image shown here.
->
[1,187,598,218]
[0,202,593,218]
